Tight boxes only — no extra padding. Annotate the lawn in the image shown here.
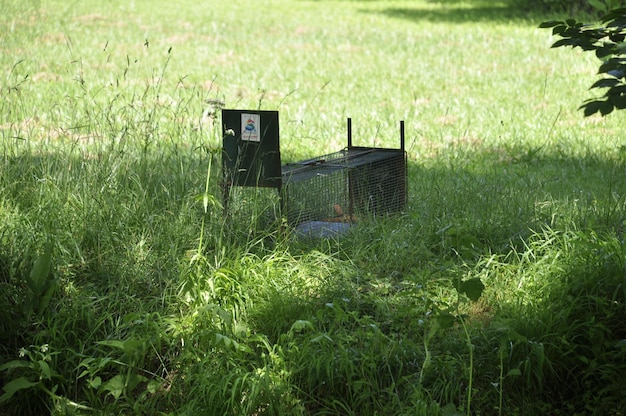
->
[1,0,625,415]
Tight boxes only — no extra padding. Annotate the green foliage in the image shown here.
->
[419,275,484,416]
[538,231,626,412]
[0,344,94,414]
[541,7,626,116]
[23,244,57,317]
[2,0,626,414]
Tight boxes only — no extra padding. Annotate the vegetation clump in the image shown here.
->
[542,7,626,115]
[1,0,626,415]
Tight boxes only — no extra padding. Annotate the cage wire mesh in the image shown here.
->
[281,147,406,226]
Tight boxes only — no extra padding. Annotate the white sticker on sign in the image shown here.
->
[241,113,260,142]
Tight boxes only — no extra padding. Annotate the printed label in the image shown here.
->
[241,113,260,142]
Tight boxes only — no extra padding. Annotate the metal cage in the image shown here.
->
[222,111,407,236]
[281,146,406,224]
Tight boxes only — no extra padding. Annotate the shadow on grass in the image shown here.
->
[361,0,558,24]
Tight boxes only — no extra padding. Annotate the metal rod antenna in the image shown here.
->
[347,117,352,148]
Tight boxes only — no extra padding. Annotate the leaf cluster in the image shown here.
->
[541,8,626,115]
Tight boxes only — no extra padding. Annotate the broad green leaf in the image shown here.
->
[0,377,39,403]
[538,20,564,29]
[100,374,125,399]
[121,339,145,354]
[290,320,314,332]
[195,192,222,213]
[146,379,161,394]
[214,333,232,348]
[26,247,52,295]
[122,312,143,324]
[591,78,621,89]
[435,312,456,330]
[506,368,522,377]
[611,94,626,109]
[237,343,253,353]
[37,360,52,380]
[125,373,148,392]
[0,360,33,372]
[38,278,58,313]
[581,100,606,116]
[595,44,615,60]
[441,402,464,416]
[492,322,527,344]
[600,101,615,115]
[552,38,579,49]
[551,24,567,36]
[216,333,239,350]
[215,305,233,326]
[602,8,626,23]
[460,278,485,301]
[581,103,597,116]
[614,42,626,55]
[97,338,144,355]
[88,376,102,389]
[598,60,625,74]
[214,333,252,353]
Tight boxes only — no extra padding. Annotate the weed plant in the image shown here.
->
[2,0,626,415]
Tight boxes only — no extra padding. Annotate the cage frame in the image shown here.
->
[280,118,407,227]
[221,111,407,233]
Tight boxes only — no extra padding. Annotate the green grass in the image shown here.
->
[2,0,626,415]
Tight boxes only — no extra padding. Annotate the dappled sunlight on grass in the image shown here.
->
[2,0,626,414]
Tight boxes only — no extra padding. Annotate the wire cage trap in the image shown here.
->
[222,110,407,237]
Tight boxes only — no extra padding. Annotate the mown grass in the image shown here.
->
[1,0,626,415]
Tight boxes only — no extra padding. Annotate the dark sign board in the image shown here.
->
[222,110,281,188]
